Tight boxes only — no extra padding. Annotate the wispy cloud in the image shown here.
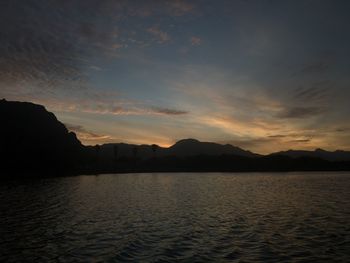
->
[65,123,112,142]
[336,127,350,133]
[0,0,112,89]
[276,106,326,119]
[223,131,314,154]
[293,81,331,103]
[268,134,287,138]
[147,26,170,44]
[190,36,201,46]
[123,0,194,17]
[86,105,188,116]
[0,0,195,90]
[167,0,194,16]
[288,139,311,143]
[293,52,335,76]
[298,60,331,75]
[42,96,189,117]
[151,107,188,115]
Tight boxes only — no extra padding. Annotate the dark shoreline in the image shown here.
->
[2,167,350,181]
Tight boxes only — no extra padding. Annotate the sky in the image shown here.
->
[1,0,350,154]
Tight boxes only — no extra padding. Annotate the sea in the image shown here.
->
[1,172,349,262]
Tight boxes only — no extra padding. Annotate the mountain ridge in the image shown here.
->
[1,99,350,177]
[270,149,350,161]
[0,99,86,174]
[98,139,350,162]
[99,138,260,160]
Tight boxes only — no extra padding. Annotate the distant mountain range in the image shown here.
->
[99,138,259,161]
[99,139,350,162]
[270,149,350,161]
[1,99,350,177]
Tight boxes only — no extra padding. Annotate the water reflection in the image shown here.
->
[1,172,349,262]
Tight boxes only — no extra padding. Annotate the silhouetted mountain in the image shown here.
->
[100,143,165,160]
[167,139,259,157]
[1,99,350,177]
[99,138,259,163]
[96,139,350,173]
[270,149,350,161]
[0,99,86,175]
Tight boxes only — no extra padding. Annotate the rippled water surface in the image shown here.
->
[1,172,350,262]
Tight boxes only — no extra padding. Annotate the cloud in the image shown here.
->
[268,134,287,138]
[190,36,202,46]
[224,133,313,154]
[288,139,311,143]
[293,82,331,102]
[124,0,194,17]
[111,43,124,50]
[92,105,188,116]
[336,128,350,133]
[65,123,112,142]
[151,107,188,115]
[226,137,275,149]
[277,106,326,119]
[0,0,117,89]
[147,26,170,43]
[294,53,335,76]
[299,61,330,75]
[0,0,194,90]
[167,0,194,16]
[41,96,188,117]
[89,66,103,71]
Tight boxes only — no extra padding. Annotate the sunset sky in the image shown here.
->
[1,0,350,153]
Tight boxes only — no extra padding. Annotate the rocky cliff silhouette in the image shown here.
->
[0,99,86,175]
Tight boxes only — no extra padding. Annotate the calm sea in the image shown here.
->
[1,172,349,262]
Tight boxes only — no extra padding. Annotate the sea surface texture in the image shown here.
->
[1,172,350,262]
